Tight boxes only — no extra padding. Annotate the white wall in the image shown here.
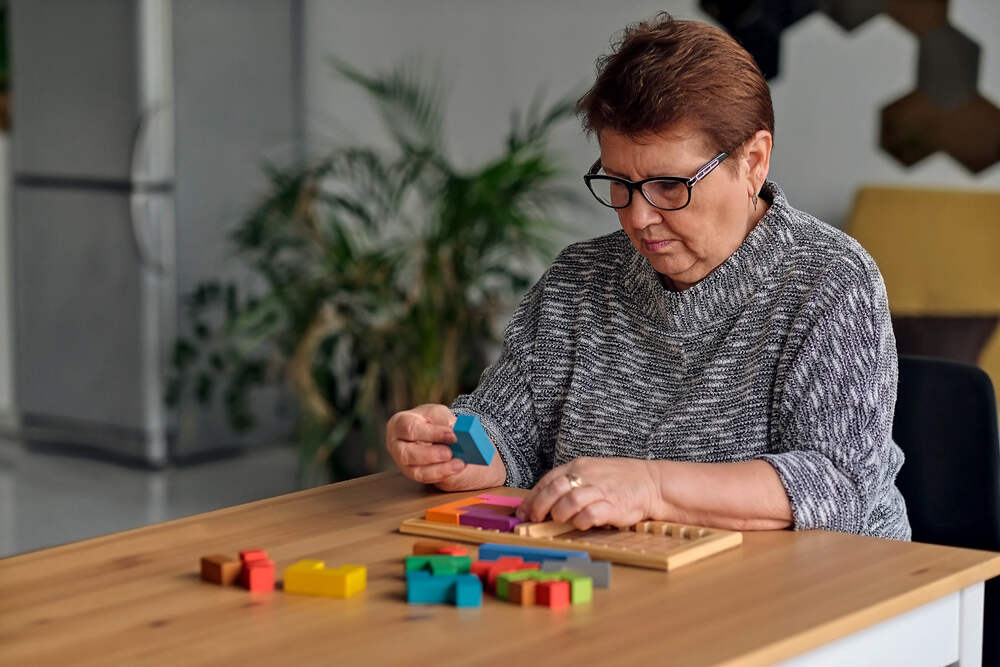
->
[0,135,13,421]
[304,0,1000,236]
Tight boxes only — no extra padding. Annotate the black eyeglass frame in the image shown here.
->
[583,151,729,211]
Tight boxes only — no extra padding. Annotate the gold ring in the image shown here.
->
[566,473,583,489]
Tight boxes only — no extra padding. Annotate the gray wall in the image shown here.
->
[303,0,1000,236]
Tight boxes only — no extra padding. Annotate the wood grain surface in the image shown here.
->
[1,471,999,667]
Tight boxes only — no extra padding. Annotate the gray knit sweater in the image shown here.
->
[451,181,911,541]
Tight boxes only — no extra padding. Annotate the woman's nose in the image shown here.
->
[619,191,663,230]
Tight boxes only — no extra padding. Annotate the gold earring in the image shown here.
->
[751,192,758,211]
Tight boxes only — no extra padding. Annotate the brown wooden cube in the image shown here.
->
[200,554,241,585]
[509,579,536,606]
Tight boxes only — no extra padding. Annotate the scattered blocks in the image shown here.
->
[486,558,540,594]
[406,571,483,607]
[200,554,241,586]
[452,415,495,465]
[477,543,591,564]
[283,560,367,598]
[556,570,593,604]
[495,570,557,600]
[536,580,570,609]
[541,559,612,588]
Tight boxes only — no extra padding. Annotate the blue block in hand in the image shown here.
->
[452,414,495,466]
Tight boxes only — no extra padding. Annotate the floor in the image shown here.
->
[0,438,303,558]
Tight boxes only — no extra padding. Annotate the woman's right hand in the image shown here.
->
[385,404,467,484]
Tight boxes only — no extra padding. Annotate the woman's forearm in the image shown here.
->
[646,459,794,530]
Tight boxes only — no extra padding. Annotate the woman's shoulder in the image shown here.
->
[544,229,632,282]
[770,185,883,294]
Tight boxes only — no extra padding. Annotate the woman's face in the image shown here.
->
[598,126,769,290]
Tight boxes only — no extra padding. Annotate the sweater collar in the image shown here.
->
[618,180,796,331]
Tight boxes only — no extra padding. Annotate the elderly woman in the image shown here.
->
[385,14,910,540]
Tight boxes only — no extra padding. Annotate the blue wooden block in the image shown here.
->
[406,571,453,604]
[452,414,495,466]
[476,543,591,563]
[452,574,483,607]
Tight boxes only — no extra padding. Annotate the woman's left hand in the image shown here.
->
[515,457,662,529]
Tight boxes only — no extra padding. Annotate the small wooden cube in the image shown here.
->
[509,579,536,606]
[536,580,570,609]
[200,554,241,585]
[241,559,275,592]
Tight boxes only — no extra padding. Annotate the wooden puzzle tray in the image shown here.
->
[398,517,743,571]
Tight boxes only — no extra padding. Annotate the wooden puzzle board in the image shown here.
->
[398,517,742,571]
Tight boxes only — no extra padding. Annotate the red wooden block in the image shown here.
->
[241,559,275,592]
[239,549,268,563]
[536,580,570,609]
[435,545,468,556]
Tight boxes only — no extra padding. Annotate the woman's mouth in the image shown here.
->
[643,239,675,252]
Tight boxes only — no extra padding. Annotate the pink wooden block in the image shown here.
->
[475,494,524,508]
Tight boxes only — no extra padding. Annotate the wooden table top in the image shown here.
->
[2,471,999,667]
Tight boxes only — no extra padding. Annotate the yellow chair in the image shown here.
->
[845,185,1000,415]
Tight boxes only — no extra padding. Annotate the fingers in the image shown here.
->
[401,458,467,484]
[548,485,605,524]
[387,439,455,467]
[415,403,458,428]
[388,411,456,445]
[520,473,576,523]
[568,499,618,530]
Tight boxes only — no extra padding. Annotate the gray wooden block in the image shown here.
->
[541,558,611,588]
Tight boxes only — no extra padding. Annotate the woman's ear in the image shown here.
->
[743,130,773,195]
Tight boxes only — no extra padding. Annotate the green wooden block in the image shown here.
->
[404,555,471,575]
[554,571,593,604]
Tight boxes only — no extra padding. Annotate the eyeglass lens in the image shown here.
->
[591,179,689,210]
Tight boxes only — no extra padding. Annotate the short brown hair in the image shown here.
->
[577,13,774,157]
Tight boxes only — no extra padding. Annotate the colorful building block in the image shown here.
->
[453,574,482,607]
[536,580,570,609]
[241,558,275,592]
[412,541,468,556]
[406,571,483,607]
[283,560,367,598]
[475,494,524,508]
[458,509,522,532]
[555,570,593,604]
[477,543,590,563]
[541,559,611,588]
[200,554,241,585]
[239,549,268,563]
[481,557,539,593]
[425,497,485,524]
[405,555,471,575]
[509,579,537,606]
[452,415,495,465]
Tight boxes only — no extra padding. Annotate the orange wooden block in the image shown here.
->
[509,579,536,606]
[436,545,468,556]
[425,497,485,525]
[200,554,241,585]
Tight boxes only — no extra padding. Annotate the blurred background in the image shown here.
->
[0,0,998,557]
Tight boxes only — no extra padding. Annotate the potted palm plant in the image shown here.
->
[167,58,583,484]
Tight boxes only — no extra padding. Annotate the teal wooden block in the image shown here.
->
[406,571,483,607]
[452,414,495,466]
[453,574,483,607]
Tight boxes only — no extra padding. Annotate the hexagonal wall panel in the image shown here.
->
[703,0,1000,172]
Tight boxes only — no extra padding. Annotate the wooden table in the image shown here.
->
[2,472,999,666]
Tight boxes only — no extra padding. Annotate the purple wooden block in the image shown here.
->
[459,509,522,532]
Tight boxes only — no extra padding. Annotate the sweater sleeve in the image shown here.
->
[759,265,906,536]
[450,275,547,489]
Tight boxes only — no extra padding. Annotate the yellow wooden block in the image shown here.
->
[283,560,366,598]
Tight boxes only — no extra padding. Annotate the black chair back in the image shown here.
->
[893,354,1000,665]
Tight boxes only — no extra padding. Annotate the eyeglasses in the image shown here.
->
[583,151,729,212]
